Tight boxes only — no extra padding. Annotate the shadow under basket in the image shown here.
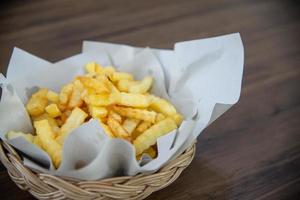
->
[0,140,196,200]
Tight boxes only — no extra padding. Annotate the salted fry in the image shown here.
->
[84,94,110,106]
[110,92,150,108]
[34,120,62,168]
[171,113,183,126]
[144,146,157,158]
[26,88,48,116]
[68,80,84,108]
[77,76,109,94]
[137,146,157,160]
[109,110,122,123]
[47,90,59,103]
[129,76,153,94]
[59,83,73,105]
[98,66,115,77]
[136,121,152,133]
[107,117,130,141]
[33,136,42,148]
[57,103,67,112]
[111,72,133,82]
[117,79,135,92]
[98,121,114,138]
[122,118,140,134]
[89,106,108,118]
[149,96,177,116]
[85,62,102,74]
[45,103,62,118]
[96,75,119,93]
[134,118,177,155]
[57,107,88,144]
[113,106,157,123]
[155,113,166,123]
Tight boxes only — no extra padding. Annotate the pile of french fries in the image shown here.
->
[6,62,183,168]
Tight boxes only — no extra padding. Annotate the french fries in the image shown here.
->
[107,117,130,141]
[45,103,62,118]
[47,90,59,103]
[59,83,73,105]
[7,61,183,168]
[77,76,109,94]
[84,94,110,106]
[111,72,133,82]
[109,92,150,108]
[68,80,84,108]
[122,118,140,134]
[136,146,157,160]
[26,88,48,116]
[134,118,177,155]
[113,106,157,123]
[57,107,88,144]
[34,120,62,168]
[129,76,153,94]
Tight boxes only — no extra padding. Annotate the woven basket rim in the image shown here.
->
[0,139,196,200]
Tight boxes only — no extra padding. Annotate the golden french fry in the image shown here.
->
[57,103,67,112]
[98,120,115,138]
[116,79,135,92]
[47,90,59,103]
[136,146,157,160]
[134,118,177,155]
[77,76,109,94]
[85,62,102,74]
[26,88,48,116]
[57,107,88,144]
[60,110,72,124]
[145,146,157,158]
[109,92,150,108]
[45,103,62,118]
[59,83,73,105]
[149,96,178,116]
[122,118,140,134]
[84,94,110,106]
[47,117,60,136]
[89,106,108,118]
[34,120,62,168]
[171,113,183,126]
[136,121,152,133]
[96,75,119,93]
[111,72,133,82]
[68,80,84,108]
[33,136,43,148]
[129,76,153,94]
[6,131,34,143]
[32,114,60,137]
[98,66,116,77]
[31,113,48,121]
[108,110,122,123]
[113,106,157,123]
[107,116,130,141]
[155,113,166,123]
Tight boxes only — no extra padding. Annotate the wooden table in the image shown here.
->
[1,0,299,199]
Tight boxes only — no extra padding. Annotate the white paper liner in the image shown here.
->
[0,33,244,180]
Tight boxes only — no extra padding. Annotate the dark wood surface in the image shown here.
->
[1,0,300,199]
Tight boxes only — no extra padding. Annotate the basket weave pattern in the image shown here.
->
[0,140,195,200]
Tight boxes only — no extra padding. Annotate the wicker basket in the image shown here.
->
[0,140,196,200]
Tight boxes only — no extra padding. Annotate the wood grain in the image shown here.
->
[0,0,300,199]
